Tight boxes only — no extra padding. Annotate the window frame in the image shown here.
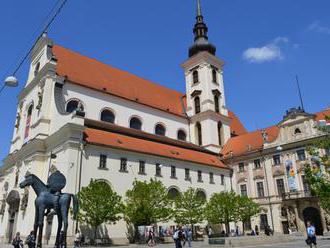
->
[170,166,177,179]
[273,154,281,165]
[155,123,166,136]
[99,154,107,169]
[238,162,245,172]
[120,158,128,172]
[177,129,187,141]
[194,96,201,114]
[129,116,143,130]
[212,69,218,83]
[276,178,285,197]
[138,160,146,175]
[185,168,191,181]
[296,149,306,161]
[220,174,225,185]
[209,172,214,184]
[100,108,115,123]
[196,122,202,146]
[240,184,247,196]
[192,70,199,84]
[214,95,220,113]
[256,181,265,198]
[155,163,162,177]
[197,170,203,182]
[254,159,261,169]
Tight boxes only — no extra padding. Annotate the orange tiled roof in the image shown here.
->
[52,45,247,135]
[84,128,228,169]
[53,45,185,117]
[315,109,330,123]
[221,126,279,159]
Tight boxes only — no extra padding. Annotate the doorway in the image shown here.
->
[303,207,323,235]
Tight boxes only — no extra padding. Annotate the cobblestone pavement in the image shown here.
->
[2,239,330,248]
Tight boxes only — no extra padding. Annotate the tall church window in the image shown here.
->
[177,130,187,141]
[66,99,84,113]
[214,95,220,113]
[193,70,199,84]
[212,69,217,83]
[24,104,33,142]
[218,122,223,146]
[34,62,40,76]
[194,97,201,114]
[130,117,142,130]
[196,122,202,146]
[155,124,166,136]
[100,109,115,123]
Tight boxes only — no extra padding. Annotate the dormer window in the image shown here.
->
[212,69,217,83]
[34,62,40,76]
[192,70,199,84]
[294,128,302,134]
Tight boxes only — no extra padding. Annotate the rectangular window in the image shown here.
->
[209,172,214,184]
[120,158,127,172]
[139,160,146,175]
[254,159,261,169]
[171,166,176,179]
[257,182,265,198]
[197,170,203,182]
[238,162,245,172]
[297,149,306,161]
[276,179,285,196]
[99,154,107,169]
[185,168,190,180]
[273,155,281,165]
[155,163,162,177]
[302,175,310,192]
[240,184,247,196]
[221,174,225,185]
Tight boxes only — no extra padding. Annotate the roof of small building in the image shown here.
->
[52,45,247,136]
[221,109,329,159]
[84,127,228,169]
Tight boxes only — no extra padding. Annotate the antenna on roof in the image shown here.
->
[295,75,305,111]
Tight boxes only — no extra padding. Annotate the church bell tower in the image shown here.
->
[181,0,231,153]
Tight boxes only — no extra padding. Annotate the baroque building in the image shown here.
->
[0,0,329,245]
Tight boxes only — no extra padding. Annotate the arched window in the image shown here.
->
[100,109,115,123]
[130,117,142,130]
[212,69,217,83]
[66,100,84,113]
[24,104,33,141]
[196,190,206,202]
[196,122,202,146]
[34,62,40,76]
[193,70,199,84]
[155,124,166,136]
[214,95,220,113]
[177,130,187,141]
[194,97,201,114]
[294,128,302,134]
[168,188,181,200]
[218,122,223,146]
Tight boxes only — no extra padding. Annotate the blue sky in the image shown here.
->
[0,0,329,163]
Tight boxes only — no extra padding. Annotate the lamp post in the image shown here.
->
[0,76,18,95]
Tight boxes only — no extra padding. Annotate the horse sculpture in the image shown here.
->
[19,172,78,248]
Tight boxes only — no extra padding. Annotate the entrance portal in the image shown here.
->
[303,207,323,235]
[6,190,20,243]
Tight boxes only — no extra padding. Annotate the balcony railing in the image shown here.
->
[282,190,313,200]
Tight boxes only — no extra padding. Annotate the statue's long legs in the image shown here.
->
[61,198,70,248]
[34,205,39,243]
[55,212,62,248]
[37,205,45,248]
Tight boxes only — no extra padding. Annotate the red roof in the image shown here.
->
[52,45,247,135]
[315,108,330,123]
[84,128,228,169]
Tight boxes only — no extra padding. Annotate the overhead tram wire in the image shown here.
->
[0,0,69,95]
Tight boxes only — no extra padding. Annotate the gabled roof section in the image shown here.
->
[222,126,279,159]
[84,128,228,169]
[52,45,186,117]
[228,111,247,136]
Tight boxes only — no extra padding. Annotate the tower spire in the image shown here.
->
[189,0,216,57]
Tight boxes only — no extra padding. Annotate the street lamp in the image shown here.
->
[0,76,19,94]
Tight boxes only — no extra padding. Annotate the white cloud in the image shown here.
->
[242,37,288,63]
[308,21,330,35]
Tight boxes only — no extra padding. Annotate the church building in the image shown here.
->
[0,0,329,244]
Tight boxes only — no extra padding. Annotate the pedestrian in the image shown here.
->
[306,221,317,248]
[173,226,183,248]
[74,230,81,247]
[265,225,270,236]
[12,232,24,248]
[255,225,259,236]
[208,226,213,238]
[186,228,192,248]
[25,231,36,248]
[235,226,240,236]
[59,231,65,248]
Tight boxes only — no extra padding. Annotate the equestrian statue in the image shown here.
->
[19,171,79,248]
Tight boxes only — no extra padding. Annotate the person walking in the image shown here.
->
[186,228,192,248]
[74,230,82,247]
[306,221,317,248]
[25,231,36,248]
[173,226,183,248]
[208,227,213,238]
[12,232,24,248]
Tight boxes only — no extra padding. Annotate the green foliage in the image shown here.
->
[124,179,172,226]
[173,188,206,225]
[304,118,330,213]
[205,191,240,233]
[237,196,260,230]
[77,180,122,236]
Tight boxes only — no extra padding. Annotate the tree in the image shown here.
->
[304,118,330,213]
[77,180,122,241]
[124,179,172,226]
[237,196,260,233]
[173,188,206,237]
[205,191,240,234]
